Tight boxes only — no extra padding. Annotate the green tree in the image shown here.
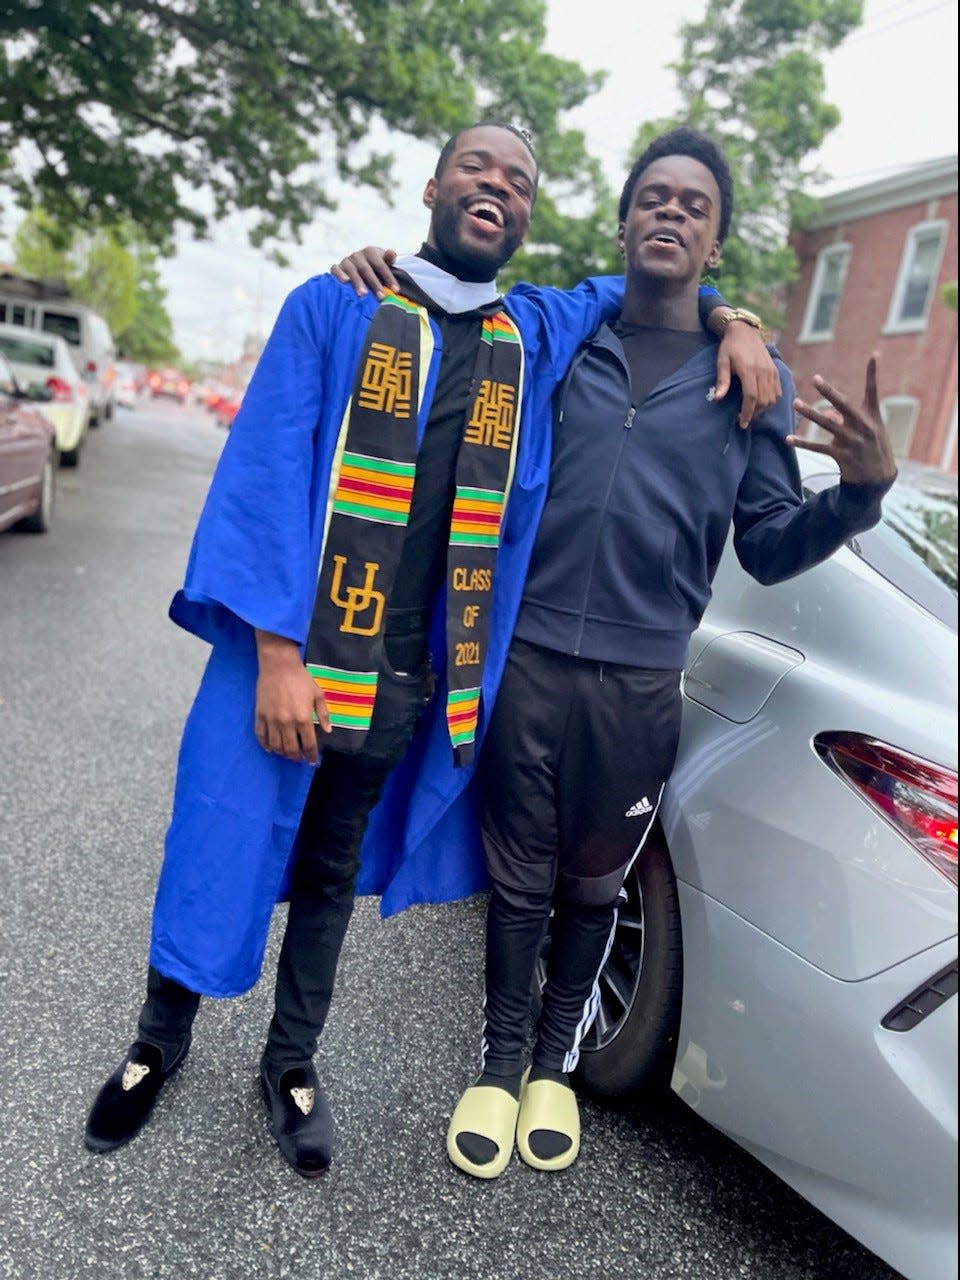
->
[621,0,863,313]
[12,209,178,361]
[0,0,602,258]
[14,211,137,334]
[117,244,179,364]
[501,132,618,290]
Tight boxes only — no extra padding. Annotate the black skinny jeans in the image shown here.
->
[139,636,433,1086]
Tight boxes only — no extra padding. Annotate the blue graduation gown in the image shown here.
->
[149,272,624,996]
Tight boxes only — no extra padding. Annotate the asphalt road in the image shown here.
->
[0,400,901,1280]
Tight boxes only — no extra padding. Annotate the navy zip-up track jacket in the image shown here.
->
[515,323,892,669]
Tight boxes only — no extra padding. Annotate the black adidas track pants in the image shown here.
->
[478,638,682,1075]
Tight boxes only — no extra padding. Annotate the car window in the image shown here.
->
[41,310,82,345]
[0,332,56,368]
[803,470,958,630]
[0,300,35,326]
[85,312,114,354]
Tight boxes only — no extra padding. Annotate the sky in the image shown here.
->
[13,0,958,362]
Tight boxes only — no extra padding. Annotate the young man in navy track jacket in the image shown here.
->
[334,126,897,1181]
[84,122,776,1180]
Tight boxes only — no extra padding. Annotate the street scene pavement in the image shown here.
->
[0,401,902,1280]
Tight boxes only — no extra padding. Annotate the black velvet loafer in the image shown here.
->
[84,1038,190,1153]
[259,1061,333,1177]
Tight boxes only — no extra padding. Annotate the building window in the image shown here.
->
[885,221,947,334]
[800,243,851,342]
[802,396,919,459]
[880,396,920,457]
[798,398,835,446]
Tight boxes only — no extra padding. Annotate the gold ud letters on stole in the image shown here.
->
[330,555,386,636]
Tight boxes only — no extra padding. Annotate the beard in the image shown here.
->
[429,195,524,282]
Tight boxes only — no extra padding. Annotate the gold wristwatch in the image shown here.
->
[714,306,764,333]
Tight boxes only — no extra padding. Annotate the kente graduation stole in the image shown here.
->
[305,291,523,765]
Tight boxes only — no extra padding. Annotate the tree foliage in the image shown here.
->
[500,131,618,290]
[623,0,863,315]
[118,245,179,365]
[12,210,178,362]
[0,0,603,259]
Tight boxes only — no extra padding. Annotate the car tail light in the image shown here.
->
[46,376,74,402]
[148,372,161,387]
[85,360,97,374]
[815,732,958,886]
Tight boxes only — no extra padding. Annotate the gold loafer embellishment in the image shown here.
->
[290,1086,315,1116]
[121,1062,151,1092]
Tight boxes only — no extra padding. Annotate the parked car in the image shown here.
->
[0,323,90,466]
[0,351,56,533]
[147,367,190,404]
[114,360,146,409]
[0,281,116,425]
[213,386,243,429]
[550,455,957,1280]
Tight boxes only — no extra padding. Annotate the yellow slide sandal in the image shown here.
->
[446,1083,521,1180]
[516,1076,580,1171]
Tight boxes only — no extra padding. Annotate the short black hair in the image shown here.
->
[434,121,538,185]
[619,127,734,243]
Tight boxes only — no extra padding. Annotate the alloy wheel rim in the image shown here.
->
[582,865,646,1052]
[535,865,646,1054]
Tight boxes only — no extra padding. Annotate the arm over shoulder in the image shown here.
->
[504,276,624,383]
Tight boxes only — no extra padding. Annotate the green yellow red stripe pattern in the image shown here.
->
[482,313,521,345]
[382,290,422,316]
[447,687,481,749]
[331,451,416,526]
[450,485,505,547]
[307,664,379,731]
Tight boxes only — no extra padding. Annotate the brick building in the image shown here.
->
[776,155,957,474]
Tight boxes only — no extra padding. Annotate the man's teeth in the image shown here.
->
[468,202,504,227]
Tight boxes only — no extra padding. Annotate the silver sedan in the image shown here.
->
[567,454,957,1280]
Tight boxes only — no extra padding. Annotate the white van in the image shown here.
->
[0,279,117,424]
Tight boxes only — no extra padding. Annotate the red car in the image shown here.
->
[213,387,243,429]
[147,367,190,404]
[0,351,56,533]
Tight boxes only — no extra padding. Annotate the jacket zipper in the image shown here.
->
[572,377,635,655]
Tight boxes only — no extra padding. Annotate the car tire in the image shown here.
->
[60,439,82,468]
[534,824,683,1099]
[18,450,55,533]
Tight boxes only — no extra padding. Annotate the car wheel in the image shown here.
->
[18,450,55,533]
[60,438,82,468]
[536,824,683,1098]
